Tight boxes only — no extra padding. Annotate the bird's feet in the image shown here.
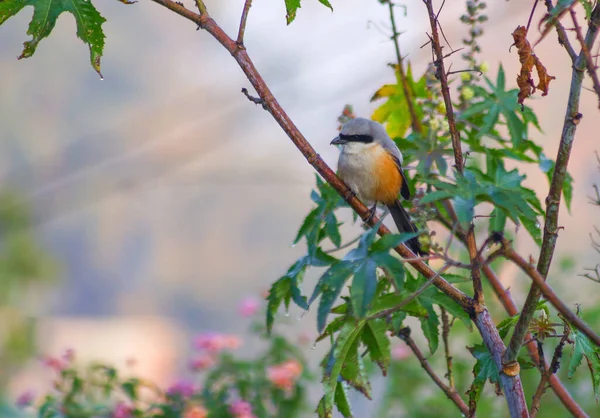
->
[365,204,377,224]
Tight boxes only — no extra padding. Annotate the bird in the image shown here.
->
[331,117,424,255]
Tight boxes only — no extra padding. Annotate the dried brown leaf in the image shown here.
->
[511,26,555,106]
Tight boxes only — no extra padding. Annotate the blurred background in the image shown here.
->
[0,0,599,416]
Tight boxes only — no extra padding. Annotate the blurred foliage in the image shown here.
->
[0,191,57,390]
[8,320,312,418]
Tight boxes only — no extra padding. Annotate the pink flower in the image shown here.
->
[184,405,208,418]
[267,359,303,392]
[194,333,242,352]
[391,344,410,361]
[112,402,133,418]
[189,354,216,371]
[229,400,256,418]
[166,380,196,398]
[238,297,260,317]
[41,356,67,372]
[15,389,35,408]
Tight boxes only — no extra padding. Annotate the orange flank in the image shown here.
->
[373,150,402,205]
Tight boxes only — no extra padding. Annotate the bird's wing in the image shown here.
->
[389,153,411,201]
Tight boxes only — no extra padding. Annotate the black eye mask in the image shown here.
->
[338,133,373,143]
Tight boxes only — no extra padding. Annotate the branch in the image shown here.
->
[530,325,571,418]
[441,306,455,389]
[397,327,470,416]
[237,0,253,46]
[422,0,464,173]
[505,3,600,364]
[499,239,600,347]
[543,0,577,62]
[570,8,600,109]
[436,217,587,416]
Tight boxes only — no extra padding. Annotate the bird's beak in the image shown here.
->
[330,136,347,145]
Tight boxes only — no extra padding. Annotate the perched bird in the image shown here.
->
[331,117,424,255]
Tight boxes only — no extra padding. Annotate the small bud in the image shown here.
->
[479,62,489,73]
[461,86,475,101]
[461,72,472,82]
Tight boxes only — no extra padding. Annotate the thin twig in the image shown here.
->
[447,68,483,76]
[505,3,600,365]
[500,239,600,347]
[194,0,207,15]
[323,234,361,254]
[530,324,571,417]
[237,0,253,45]
[526,0,539,33]
[385,0,423,134]
[441,306,455,389]
[397,327,470,416]
[570,8,600,109]
[369,264,451,319]
[241,87,267,110]
[544,0,577,62]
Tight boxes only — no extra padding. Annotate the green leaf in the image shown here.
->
[568,327,600,400]
[419,303,440,354]
[334,383,353,418]
[317,315,346,342]
[370,232,419,253]
[418,190,454,204]
[467,343,500,408]
[453,195,475,229]
[317,0,333,10]
[362,319,391,375]
[420,287,472,330]
[322,320,365,417]
[284,0,301,24]
[373,253,406,290]
[489,207,507,233]
[371,64,427,138]
[0,0,106,76]
[266,258,310,332]
[350,259,378,318]
[367,292,427,318]
[497,315,520,340]
[340,338,372,399]
[311,263,355,333]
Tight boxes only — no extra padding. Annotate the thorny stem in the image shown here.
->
[422,2,527,416]
[441,306,455,389]
[530,327,571,418]
[385,0,423,134]
[397,327,470,416]
[505,4,600,365]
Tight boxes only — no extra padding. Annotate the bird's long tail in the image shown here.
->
[386,200,424,256]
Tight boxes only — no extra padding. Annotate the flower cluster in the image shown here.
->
[267,359,303,393]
